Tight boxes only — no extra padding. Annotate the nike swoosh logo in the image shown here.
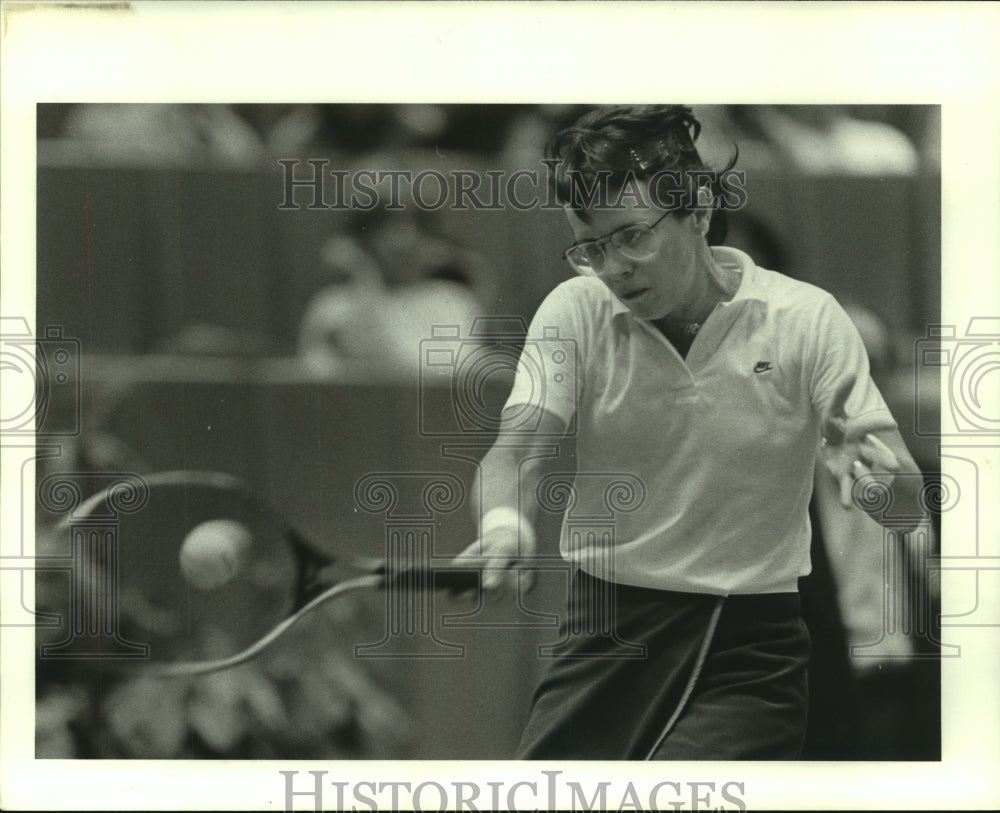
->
[753,361,773,373]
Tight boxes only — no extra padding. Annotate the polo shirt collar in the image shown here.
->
[609,246,767,321]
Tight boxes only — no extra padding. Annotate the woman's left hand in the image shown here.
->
[820,378,901,509]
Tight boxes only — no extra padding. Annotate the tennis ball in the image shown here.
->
[179,520,252,591]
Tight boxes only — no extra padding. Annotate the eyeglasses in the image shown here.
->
[562,210,672,276]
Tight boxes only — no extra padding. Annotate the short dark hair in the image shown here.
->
[546,105,736,221]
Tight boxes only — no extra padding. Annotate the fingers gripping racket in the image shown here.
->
[47,471,479,677]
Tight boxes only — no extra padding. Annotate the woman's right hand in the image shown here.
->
[455,525,536,593]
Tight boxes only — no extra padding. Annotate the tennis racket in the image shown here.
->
[39,471,480,677]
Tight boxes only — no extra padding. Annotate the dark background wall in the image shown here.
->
[37,162,940,355]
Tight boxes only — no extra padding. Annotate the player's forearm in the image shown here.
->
[472,407,569,533]
[475,443,552,530]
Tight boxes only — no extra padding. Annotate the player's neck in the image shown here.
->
[654,253,737,339]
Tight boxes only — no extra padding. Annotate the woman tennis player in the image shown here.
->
[458,105,925,760]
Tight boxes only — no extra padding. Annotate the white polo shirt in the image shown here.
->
[505,247,895,595]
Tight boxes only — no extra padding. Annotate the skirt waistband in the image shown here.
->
[573,569,801,616]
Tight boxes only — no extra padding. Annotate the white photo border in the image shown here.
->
[2,1,999,810]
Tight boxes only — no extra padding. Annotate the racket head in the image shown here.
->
[42,471,322,670]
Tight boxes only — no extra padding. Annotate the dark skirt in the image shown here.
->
[516,569,810,760]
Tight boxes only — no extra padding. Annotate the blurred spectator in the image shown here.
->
[298,232,487,379]
[62,103,269,166]
[846,105,941,171]
[233,103,325,157]
[693,105,784,173]
[750,105,919,175]
[298,234,396,376]
[233,103,530,157]
[298,160,489,378]
[500,104,595,166]
[49,103,935,175]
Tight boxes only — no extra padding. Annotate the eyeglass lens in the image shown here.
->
[568,223,656,273]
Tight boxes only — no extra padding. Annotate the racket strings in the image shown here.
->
[148,575,385,677]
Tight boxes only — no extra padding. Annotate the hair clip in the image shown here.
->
[629,148,650,171]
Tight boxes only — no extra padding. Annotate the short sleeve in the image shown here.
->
[808,293,896,425]
[502,280,588,430]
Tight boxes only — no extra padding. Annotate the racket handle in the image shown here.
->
[381,566,480,595]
